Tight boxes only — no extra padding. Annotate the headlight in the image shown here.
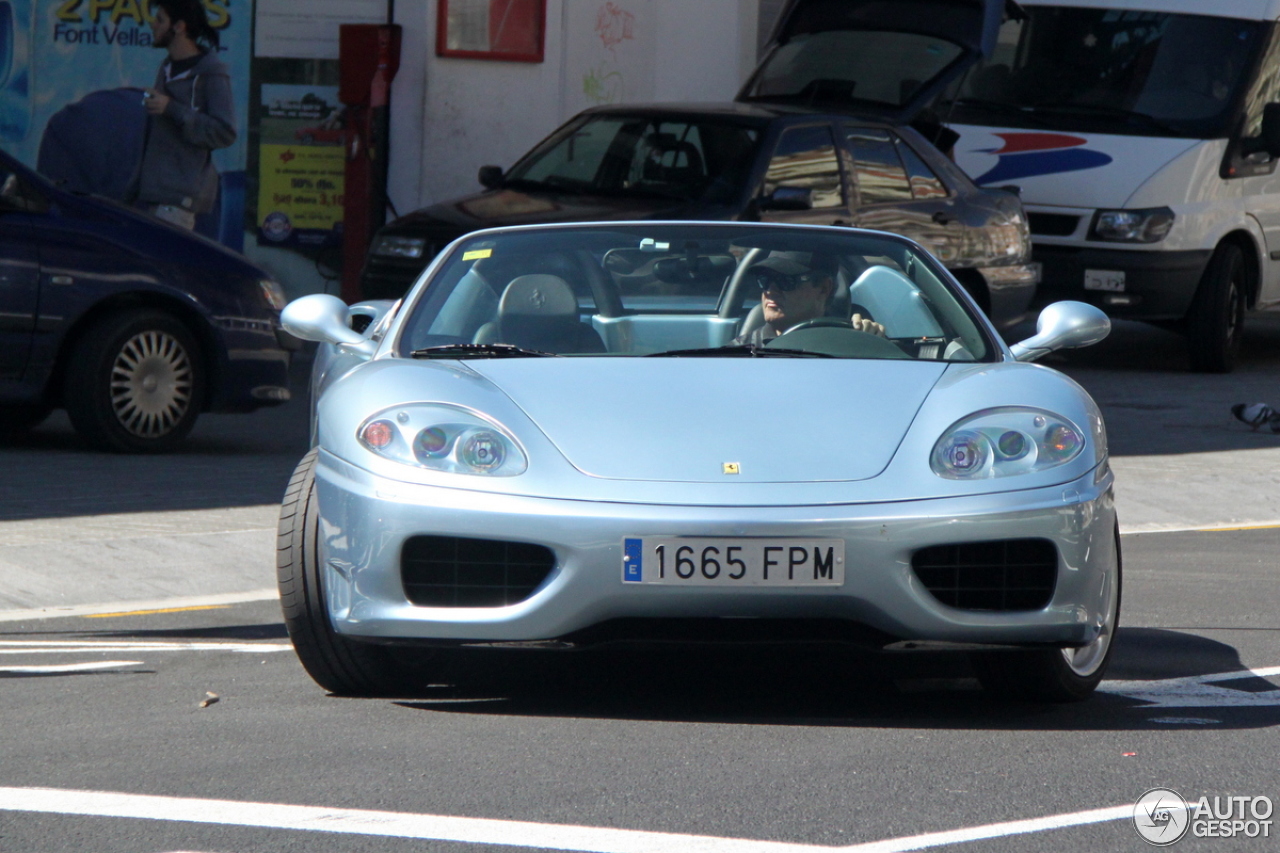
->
[259,278,288,311]
[1090,207,1175,243]
[372,235,427,258]
[931,408,1085,480]
[357,405,527,476]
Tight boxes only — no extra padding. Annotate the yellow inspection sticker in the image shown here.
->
[463,249,493,261]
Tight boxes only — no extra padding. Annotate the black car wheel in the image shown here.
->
[1187,243,1246,373]
[65,309,204,452]
[278,449,434,696]
[971,525,1122,703]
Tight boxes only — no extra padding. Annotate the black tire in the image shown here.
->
[64,309,204,452]
[1187,243,1246,373]
[0,403,52,440]
[971,526,1122,703]
[278,449,429,696]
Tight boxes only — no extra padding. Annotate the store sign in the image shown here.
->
[256,84,345,247]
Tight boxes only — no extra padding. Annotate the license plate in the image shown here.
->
[1084,269,1125,292]
[622,537,844,586]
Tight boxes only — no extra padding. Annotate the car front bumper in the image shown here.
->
[1033,245,1212,320]
[315,451,1118,649]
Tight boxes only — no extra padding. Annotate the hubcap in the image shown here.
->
[1061,568,1119,677]
[110,330,193,438]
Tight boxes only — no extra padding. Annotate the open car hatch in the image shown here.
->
[739,0,1024,123]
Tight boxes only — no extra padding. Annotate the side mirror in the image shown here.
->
[281,294,369,347]
[1010,301,1110,362]
[478,165,505,190]
[759,185,813,212]
[1262,103,1280,157]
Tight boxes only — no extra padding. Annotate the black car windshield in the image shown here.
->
[940,8,1265,139]
[396,224,993,363]
[502,114,761,204]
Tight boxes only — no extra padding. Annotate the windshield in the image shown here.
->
[397,225,994,363]
[941,8,1266,138]
[502,114,761,204]
[744,30,965,111]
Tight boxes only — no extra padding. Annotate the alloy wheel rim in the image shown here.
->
[1061,569,1118,677]
[109,330,193,438]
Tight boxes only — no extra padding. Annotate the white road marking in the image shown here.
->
[0,640,293,654]
[0,787,1135,852]
[0,590,279,624]
[0,661,144,674]
[1100,665,1280,708]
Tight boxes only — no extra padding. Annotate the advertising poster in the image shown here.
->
[256,83,345,247]
[0,0,251,248]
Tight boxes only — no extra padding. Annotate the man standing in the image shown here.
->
[136,0,235,231]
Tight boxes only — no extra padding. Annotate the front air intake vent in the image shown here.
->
[401,536,555,607]
[1027,213,1080,237]
[911,539,1057,612]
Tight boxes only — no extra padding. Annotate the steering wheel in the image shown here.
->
[785,317,857,333]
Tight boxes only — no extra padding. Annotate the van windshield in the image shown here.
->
[940,8,1266,139]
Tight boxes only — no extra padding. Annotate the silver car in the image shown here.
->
[280,222,1119,702]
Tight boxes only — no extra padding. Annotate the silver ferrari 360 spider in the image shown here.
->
[279,222,1119,702]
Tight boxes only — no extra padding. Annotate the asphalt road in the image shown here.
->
[2,316,1280,852]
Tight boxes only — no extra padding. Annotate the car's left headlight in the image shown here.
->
[357,405,528,476]
[259,278,288,311]
[1090,207,1175,243]
[372,235,427,258]
[931,408,1086,480]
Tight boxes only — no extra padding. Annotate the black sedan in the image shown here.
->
[0,150,294,452]
[360,103,1036,328]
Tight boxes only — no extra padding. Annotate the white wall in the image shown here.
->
[387,0,759,210]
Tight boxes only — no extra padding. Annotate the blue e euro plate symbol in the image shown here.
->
[623,538,642,582]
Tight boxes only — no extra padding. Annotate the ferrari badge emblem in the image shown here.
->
[723,463,741,475]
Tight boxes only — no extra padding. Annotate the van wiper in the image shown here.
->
[411,343,559,359]
[1030,104,1185,135]
[951,97,1049,124]
[646,345,833,358]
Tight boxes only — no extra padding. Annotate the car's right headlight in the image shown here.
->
[357,404,527,476]
[931,407,1085,480]
[371,235,427,258]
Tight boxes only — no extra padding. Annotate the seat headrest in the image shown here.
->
[499,275,577,319]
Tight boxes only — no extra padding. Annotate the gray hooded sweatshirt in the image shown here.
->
[136,50,236,214]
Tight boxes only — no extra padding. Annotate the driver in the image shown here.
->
[732,252,885,345]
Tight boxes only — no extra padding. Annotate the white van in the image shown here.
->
[939,0,1280,372]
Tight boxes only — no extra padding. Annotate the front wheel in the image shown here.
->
[971,527,1122,702]
[64,309,204,452]
[1186,243,1246,373]
[278,449,433,696]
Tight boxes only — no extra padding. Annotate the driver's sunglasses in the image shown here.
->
[754,270,821,292]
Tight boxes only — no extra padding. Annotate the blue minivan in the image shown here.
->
[0,149,294,452]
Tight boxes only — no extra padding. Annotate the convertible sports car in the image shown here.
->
[279,221,1119,702]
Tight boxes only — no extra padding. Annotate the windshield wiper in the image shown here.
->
[1029,103,1185,135]
[646,344,833,358]
[500,177,586,195]
[411,343,559,360]
[951,97,1048,123]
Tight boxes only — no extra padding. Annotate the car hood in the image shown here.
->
[951,126,1202,208]
[467,359,949,483]
[389,189,714,234]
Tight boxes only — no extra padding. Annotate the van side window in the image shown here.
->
[845,127,913,204]
[1239,30,1280,150]
[764,125,844,209]
[895,138,949,199]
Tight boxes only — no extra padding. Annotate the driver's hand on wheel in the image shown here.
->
[852,314,886,337]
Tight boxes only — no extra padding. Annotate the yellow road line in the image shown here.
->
[1200,523,1280,533]
[84,605,230,619]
